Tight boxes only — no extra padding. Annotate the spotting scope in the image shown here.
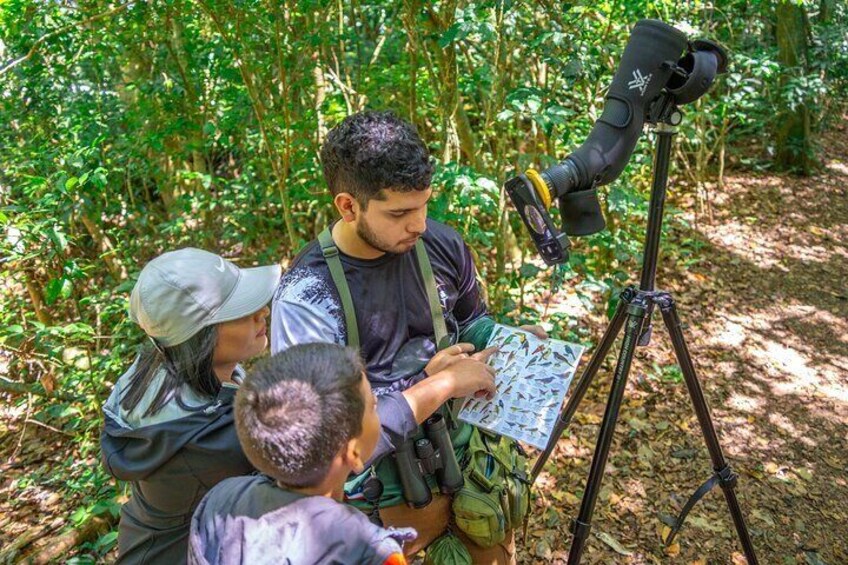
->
[506,19,727,265]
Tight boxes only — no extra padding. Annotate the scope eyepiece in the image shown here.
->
[667,39,728,104]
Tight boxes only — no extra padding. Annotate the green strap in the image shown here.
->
[318,227,448,354]
[415,239,449,351]
[318,227,360,349]
[414,238,458,425]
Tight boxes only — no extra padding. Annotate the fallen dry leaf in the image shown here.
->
[596,531,633,556]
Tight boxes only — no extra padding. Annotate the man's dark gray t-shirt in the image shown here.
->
[271,219,487,461]
[188,474,415,565]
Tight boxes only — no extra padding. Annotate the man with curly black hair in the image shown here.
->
[272,111,542,564]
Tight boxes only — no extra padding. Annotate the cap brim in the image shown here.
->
[211,264,282,325]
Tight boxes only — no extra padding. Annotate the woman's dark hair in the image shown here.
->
[120,325,220,417]
[235,343,366,488]
[320,110,434,207]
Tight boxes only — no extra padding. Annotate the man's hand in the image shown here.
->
[436,355,497,400]
[423,342,475,377]
[520,324,549,340]
[404,346,498,423]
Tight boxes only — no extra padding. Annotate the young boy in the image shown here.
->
[188,343,416,565]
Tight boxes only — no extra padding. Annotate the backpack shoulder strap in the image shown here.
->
[414,239,449,351]
[318,227,360,349]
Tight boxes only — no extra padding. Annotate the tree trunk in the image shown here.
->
[24,273,51,325]
[24,514,118,564]
[775,1,817,174]
[313,55,327,146]
[819,0,835,22]
[456,102,482,170]
[422,2,461,164]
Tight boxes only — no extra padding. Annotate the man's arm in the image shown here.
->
[362,354,495,467]
[402,343,498,422]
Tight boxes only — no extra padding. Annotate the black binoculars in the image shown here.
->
[393,414,464,508]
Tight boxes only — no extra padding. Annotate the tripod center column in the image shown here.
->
[638,119,678,292]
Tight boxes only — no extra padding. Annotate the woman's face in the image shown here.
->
[212,305,270,368]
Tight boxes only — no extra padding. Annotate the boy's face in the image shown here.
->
[353,188,431,255]
[356,372,381,465]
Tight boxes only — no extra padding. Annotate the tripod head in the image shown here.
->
[506,20,727,265]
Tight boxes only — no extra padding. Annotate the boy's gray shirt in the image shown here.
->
[188,474,416,565]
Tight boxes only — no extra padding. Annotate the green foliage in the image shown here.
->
[1,0,847,559]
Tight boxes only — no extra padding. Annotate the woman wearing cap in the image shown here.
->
[100,248,281,564]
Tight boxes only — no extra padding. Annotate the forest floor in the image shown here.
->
[1,124,846,564]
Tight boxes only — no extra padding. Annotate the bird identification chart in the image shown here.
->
[458,324,584,449]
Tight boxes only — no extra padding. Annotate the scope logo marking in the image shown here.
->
[628,69,652,96]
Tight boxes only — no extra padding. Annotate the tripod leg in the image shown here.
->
[567,297,649,565]
[531,291,633,481]
[657,295,759,564]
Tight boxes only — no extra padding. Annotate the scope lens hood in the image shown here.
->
[692,39,728,74]
[560,188,606,236]
[667,50,719,104]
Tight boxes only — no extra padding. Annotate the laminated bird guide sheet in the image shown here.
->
[458,324,585,449]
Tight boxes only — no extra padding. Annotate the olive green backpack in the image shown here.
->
[452,427,531,548]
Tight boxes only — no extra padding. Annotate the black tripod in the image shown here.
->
[531,100,759,564]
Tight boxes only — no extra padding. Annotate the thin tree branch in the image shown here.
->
[0,377,85,403]
[0,1,135,76]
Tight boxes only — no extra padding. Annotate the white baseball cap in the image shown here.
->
[130,248,281,347]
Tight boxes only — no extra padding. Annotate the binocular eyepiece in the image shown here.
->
[506,19,728,265]
[394,414,464,508]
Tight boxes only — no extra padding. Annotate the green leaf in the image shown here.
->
[48,226,68,253]
[45,278,73,305]
[70,506,91,525]
[519,263,541,278]
[805,551,828,565]
[45,278,64,305]
[93,530,119,552]
[438,22,470,48]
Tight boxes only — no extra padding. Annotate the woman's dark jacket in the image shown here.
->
[100,362,253,564]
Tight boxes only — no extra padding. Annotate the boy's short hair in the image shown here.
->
[235,343,366,488]
[320,110,434,207]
